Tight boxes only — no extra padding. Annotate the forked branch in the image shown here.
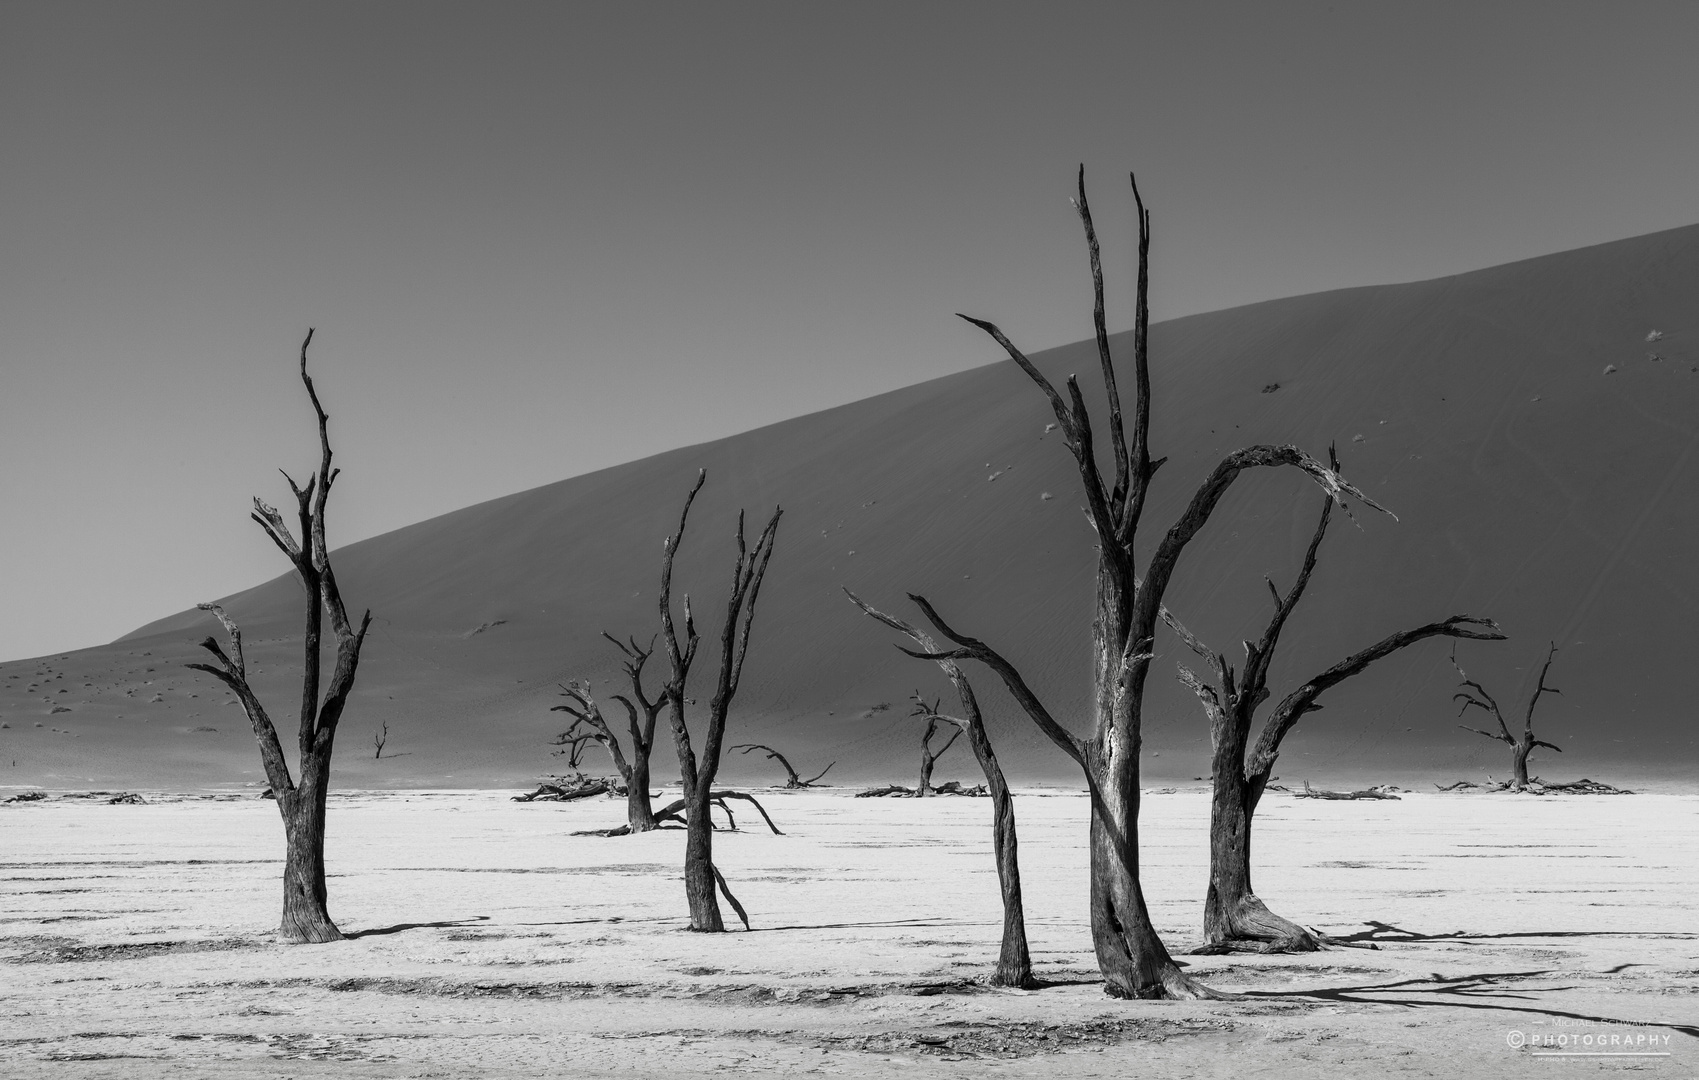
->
[186,602,294,796]
[1246,616,1505,780]
[1524,642,1562,733]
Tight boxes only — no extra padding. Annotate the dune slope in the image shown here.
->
[5,225,1697,790]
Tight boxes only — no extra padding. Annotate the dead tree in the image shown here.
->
[1160,470,1504,952]
[373,721,388,760]
[186,330,373,944]
[896,168,1396,998]
[551,634,668,833]
[549,720,597,773]
[730,743,834,788]
[656,470,783,932]
[1454,642,1563,789]
[913,696,964,796]
[848,590,1033,987]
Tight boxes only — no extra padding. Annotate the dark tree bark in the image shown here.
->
[730,744,834,788]
[186,330,373,945]
[1454,642,1563,789]
[649,789,783,837]
[655,470,783,932]
[1158,475,1504,951]
[549,722,597,773]
[913,703,963,797]
[551,633,668,832]
[898,169,1402,998]
[1293,782,1401,801]
[847,590,1034,988]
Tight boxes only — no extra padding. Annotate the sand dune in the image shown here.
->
[3,225,1696,792]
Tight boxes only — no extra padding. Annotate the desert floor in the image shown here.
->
[2,787,1695,1078]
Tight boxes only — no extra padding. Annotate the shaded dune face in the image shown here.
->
[7,225,1697,790]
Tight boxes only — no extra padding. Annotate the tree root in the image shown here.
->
[1186,930,1378,954]
[1159,966,1238,1000]
[1100,965,1236,1000]
[1194,892,1380,954]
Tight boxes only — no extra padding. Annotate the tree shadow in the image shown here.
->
[1239,967,1699,1040]
[1336,920,1699,944]
[345,915,490,939]
[1025,976,1105,990]
[749,917,956,933]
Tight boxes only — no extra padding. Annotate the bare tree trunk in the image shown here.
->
[681,793,722,930]
[278,764,339,943]
[554,634,669,835]
[1160,462,1504,952]
[901,169,1400,997]
[1201,773,1315,948]
[1455,643,1562,792]
[846,592,1032,988]
[626,753,656,831]
[186,330,371,945]
[916,717,962,797]
[1085,754,1187,997]
[980,740,1031,987]
[656,470,782,932]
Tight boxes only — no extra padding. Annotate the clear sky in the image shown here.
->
[4,0,1697,662]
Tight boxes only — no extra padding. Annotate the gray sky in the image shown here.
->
[4,0,1697,662]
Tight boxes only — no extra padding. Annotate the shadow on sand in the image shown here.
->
[345,915,491,939]
[1335,920,1698,944]
[1240,966,1699,1040]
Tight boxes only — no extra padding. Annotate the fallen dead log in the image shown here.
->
[932,781,988,797]
[1434,776,1632,795]
[854,781,988,798]
[1533,777,1634,795]
[512,778,614,802]
[1294,781,1402,801]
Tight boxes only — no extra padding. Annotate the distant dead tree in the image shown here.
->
[911,694,965,797]
[550,633,670,832]
[847,590,1033,988]
[730,743,834,788]
[549,719,597,773]
[373,721,388,760]
[187,330,373,944]
[1160,461,1505,952]
[656,470,783,931]
[1453,642,1563,790]
[891,168,1393,998]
